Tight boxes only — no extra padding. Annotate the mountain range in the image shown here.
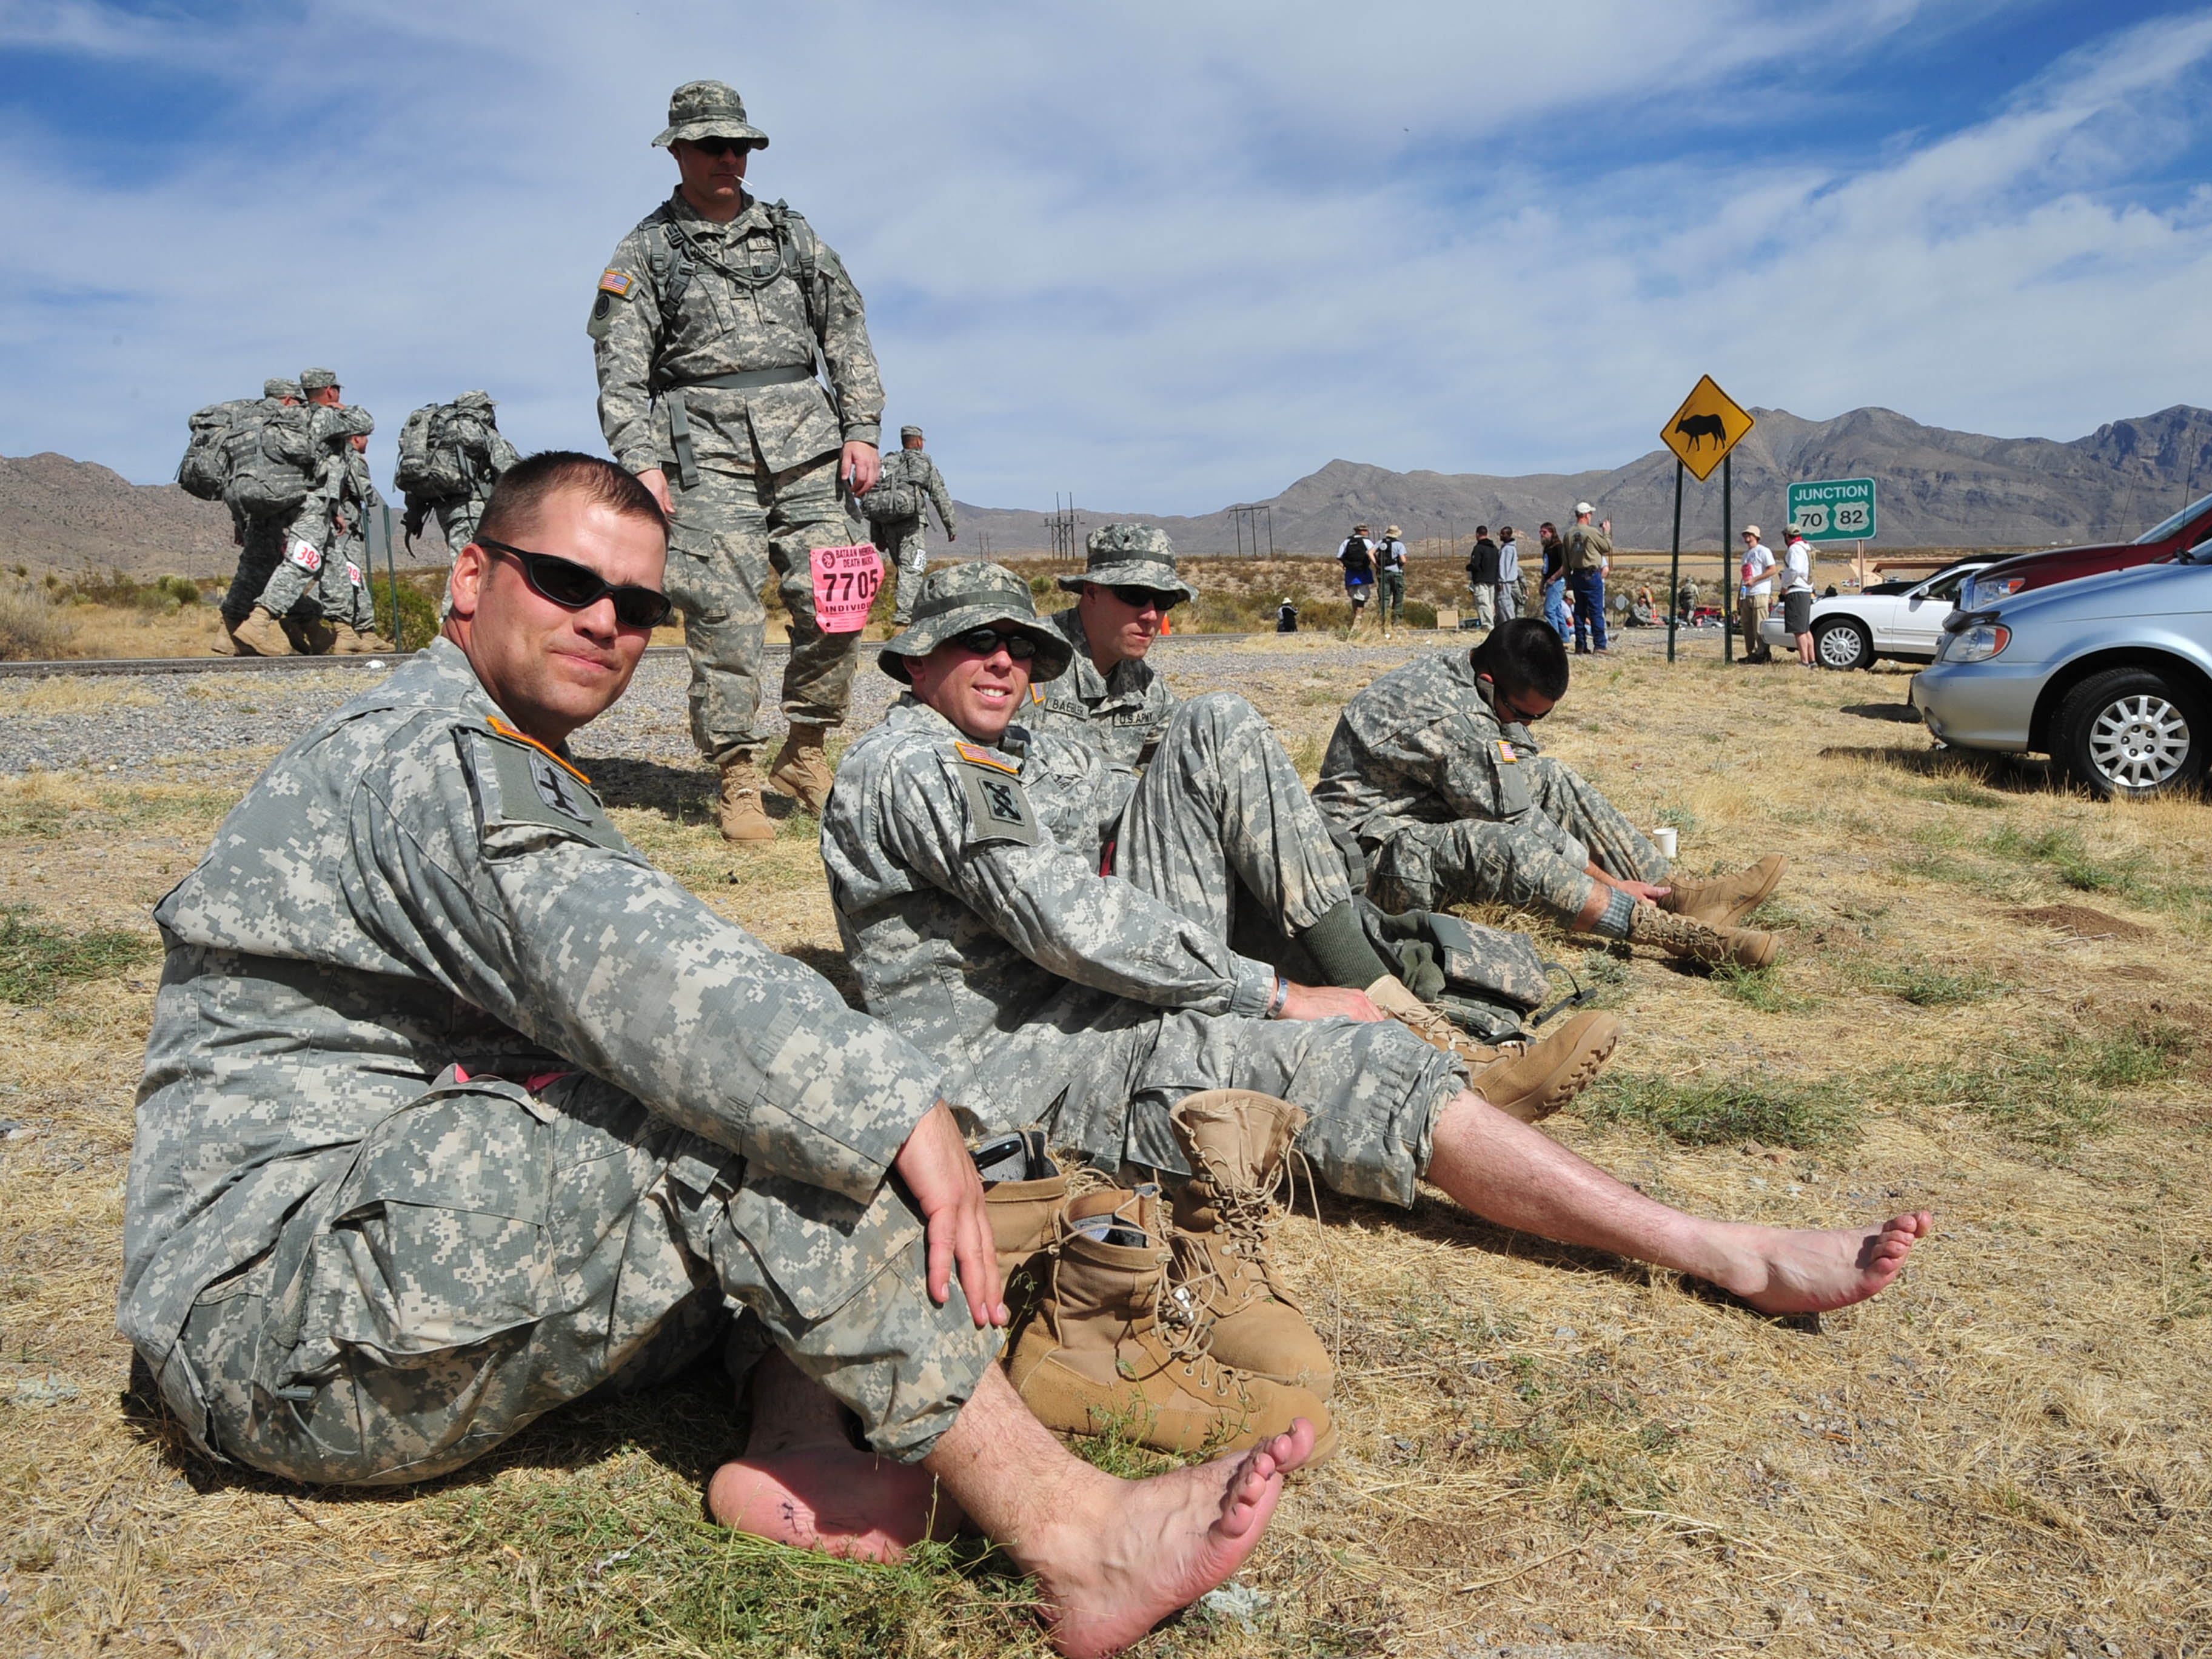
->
[5,403,2210,578]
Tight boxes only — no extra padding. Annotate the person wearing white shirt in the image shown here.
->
[1737,526,1777,663]
[1781,529,1817,667]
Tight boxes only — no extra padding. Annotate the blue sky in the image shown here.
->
[2,0,2209,513]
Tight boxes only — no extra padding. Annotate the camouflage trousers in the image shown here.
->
[969,694,1466,1204]
[666,452,862,767]
[876,517,929,625]
[1365,754,1672,923]
[430,495,491,622]
[321,534,376,631]
[220,519,291,623]
[161,1068,999,1486]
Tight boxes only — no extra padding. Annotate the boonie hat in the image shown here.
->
[300,367,339,392]
[880,561,1073,685]
[1386,524,1401,537]
[654,80,769,150]
[264,377,300,400]
[1056,523,1200,601]
[899,424,924,441]
[1575,501,1594,515]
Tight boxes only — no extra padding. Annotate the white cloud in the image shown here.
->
[0,0,2207,515]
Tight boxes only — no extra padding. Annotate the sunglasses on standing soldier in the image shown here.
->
[475,536,675,629]
[683,136,754,157]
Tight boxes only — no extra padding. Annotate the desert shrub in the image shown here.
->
[370,573,443,649]
[0,586,76,660]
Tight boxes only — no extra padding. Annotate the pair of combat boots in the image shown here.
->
[716,723,835,843]
[1639,854,1786,969]
[217,609,392,658]
[990,1094,1340,1464]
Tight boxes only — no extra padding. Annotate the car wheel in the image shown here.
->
[1814,618,1872,671]
[2054,666,2207,799]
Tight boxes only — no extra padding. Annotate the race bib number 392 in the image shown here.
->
[809,544,884,634]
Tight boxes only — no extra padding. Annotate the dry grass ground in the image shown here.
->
[3,635,2210,1658]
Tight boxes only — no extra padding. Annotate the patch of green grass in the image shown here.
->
[0,909,155,1003]
[1655,803,1700,834]
[1852,956,2008,1007]
[1577,1072,1862,1150]
[1560,946,1631,1010]
[1710,964,1814,1013]
[1868,1018,2195,1147]
[1985,822,2149,899]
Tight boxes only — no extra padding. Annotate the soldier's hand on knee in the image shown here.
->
[1279,983,1388,1024]
[893,1101,1007,1329]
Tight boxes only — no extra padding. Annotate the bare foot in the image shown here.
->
[1037,1419,1316,1659]
[707,1447,964,1563]
[1711,1212,1933,1315]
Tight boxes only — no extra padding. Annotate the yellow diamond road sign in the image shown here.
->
[1661,374,1755,482]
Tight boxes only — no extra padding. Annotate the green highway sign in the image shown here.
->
[1786,477,1876,541]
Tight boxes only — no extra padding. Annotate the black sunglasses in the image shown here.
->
[477,535,674,629]
[684,136,753,157]
[946,626,1039,660]
[1105,585,1182,611]
[1496,687,1550,725]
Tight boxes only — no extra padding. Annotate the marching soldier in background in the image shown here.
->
[396,390,521,570]
[227,369,369,657]
[319,430,395,654]
[206,377,300,655]
[591,79,886,844]
[867,425,957,627]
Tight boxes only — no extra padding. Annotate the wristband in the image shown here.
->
[1269,976,1291,1019]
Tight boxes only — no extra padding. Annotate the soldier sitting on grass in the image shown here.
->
[118,452,1322,1659]
[1315,617,1789,971]
[820,560,1929,1328]
[1023,522,1190,768]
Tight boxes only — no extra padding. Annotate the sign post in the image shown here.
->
[1658,374,1755,663]
[1665,460,1684,663]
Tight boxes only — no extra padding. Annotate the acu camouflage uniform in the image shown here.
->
[1312,648,1672,925]
[592,147,884,768]
[1022,523,1193,768]
[873,435,956,626]
[426,396,522,565]
[119,638,996,1485]
[820,568,1464,1204]
[247,401,377,625]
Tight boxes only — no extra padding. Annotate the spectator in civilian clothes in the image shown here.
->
[1564,503,1612,656]
[1339,524,1376,629]
[1539,522,1570,642]
[1738,526,1776,663]
[1467,526,1501,629]
[1375,525,1409,635]
[1496,527,1521,621]
[1781,527,1817,666]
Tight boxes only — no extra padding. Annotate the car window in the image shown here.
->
[1920,569,1975,602]
[2132,489,2212,546]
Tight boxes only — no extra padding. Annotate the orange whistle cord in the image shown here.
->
[486,717,593,787]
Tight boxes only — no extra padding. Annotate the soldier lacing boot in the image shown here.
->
[1461,1009,1621,1124]
[1167,1091,1333,1398]
[767,722,835,816]
[974,1130,1068,1324]
[1007,1187,1336,1462]
[230,608,294,658]
[1658,854,1785,930]
[716,759,776,843]
[1627,900,1778,970]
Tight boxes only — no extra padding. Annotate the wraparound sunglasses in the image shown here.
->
[477,535,674,629]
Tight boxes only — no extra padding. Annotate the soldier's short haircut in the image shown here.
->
[1472,617,1570,701]
[478,452,670,551]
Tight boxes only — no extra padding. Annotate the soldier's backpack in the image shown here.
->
[176,399,260,501]
[394,403,478,500]
[859,458,921,523]
[218,403,320,520]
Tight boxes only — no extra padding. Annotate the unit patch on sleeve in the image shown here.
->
[948,747,1039,848]
[466,723,630,853]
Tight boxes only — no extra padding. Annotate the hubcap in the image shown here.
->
[2087,694,2191,789]
[1817,627,1862,669]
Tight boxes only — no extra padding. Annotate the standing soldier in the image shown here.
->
[591,79,885,843]
[397,391,521,571]
[210,377,298,656]
[868,425,957,627]
[229,369,366,658]
[319,431,395,654]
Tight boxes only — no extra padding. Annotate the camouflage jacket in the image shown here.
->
[1311,648,1590,868]
[331,444,383,541]
[120,638,942,1368]
[873,449,955,533]
[591,189,883,477]
[1021,606,1180,769]
[820,696,1276,1119]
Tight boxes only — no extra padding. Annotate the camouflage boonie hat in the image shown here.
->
[300,367,338,392]
[899,425,923,441]
[264,378,300,400]
[879,562,1073,685]
[455,389,495,409]
[1057,522,1199,600]
[653,80,769,149]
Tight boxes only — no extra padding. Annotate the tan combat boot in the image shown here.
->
[332,625,394,655]
[1464,1009,1621,1124]
[1167,1091,1334,1398]
[716,759,776,843]
[210,615,246,656]
[975,1131,1068,1322]
[1628,901,1778,970]
[1658,854,1785,930]
[1364,973,1499,1067]
[230,608,294,657]
[1007,1188,1335,1462]
[766,722,835,816]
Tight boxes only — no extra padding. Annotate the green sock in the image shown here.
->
[1297,900,1394,990]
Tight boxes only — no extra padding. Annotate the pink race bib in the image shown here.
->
[809,543,884,634]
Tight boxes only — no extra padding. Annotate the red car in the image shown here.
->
[1959,489,2212,611]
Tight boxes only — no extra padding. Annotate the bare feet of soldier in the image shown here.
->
[706,1450,959,1562]
[1034,1421,1315,1659]
[1708,1212,1933,1315]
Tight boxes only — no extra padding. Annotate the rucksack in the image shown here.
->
[395,403,477,500]
[219,403,320,520]
[176,399,260,501]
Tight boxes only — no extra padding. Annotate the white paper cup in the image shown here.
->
[1652,826,1678,859]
